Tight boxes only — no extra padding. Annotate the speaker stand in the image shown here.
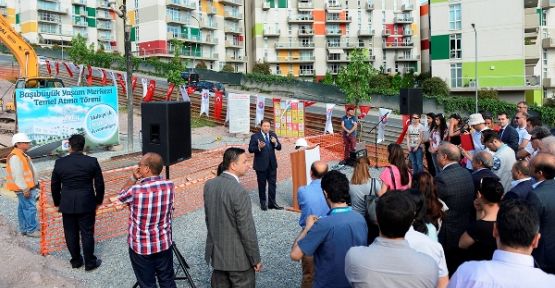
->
[367,111,390,168]
[132,243,197,288]
[165,165,170,180]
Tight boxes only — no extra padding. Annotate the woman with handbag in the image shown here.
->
[349,157,381,243]
[378,143,412,197]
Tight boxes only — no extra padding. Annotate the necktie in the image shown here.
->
[499,128,505,139]
[265,133,270,146]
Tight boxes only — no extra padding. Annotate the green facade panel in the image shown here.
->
[267,0,275,8]
[87,17,96,27]
[278,0,287,8]
[87,7,96,17]
[461,59,525,88]
[526,90,543,106]
[15,14,19,24]
[254,23,263,36]
[430,0,448,3]
[130,27,136,42]
[430,35,449,60]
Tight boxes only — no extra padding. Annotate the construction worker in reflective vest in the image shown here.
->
[5,133,40,237]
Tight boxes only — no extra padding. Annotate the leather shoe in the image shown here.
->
[269,204,284,210]
[261,205,267,211]
[85,259,102,271]
[71,261,83,269]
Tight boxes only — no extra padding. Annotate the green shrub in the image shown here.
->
[422,77,450,97]
[221,64,235,72]
[252,62,271,75]
[368,74,391,90]
[478,88,499,100]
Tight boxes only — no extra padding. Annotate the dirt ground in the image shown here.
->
[0,216,80,287]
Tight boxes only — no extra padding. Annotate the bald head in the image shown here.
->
[542,136,555,155]
[143,152,164,175]
[473,150,494,170]
[310,161,328,180]
[530,153,555,181]
[439,143,461,162]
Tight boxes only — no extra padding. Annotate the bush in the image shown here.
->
[368,74,391,89]
[252,62,271,75]
[544,98,555,108]
[221,64,235,73]
[196,61,207,69]
[321,72,335,85]
[422,77,449,97]
[478,88,499,100]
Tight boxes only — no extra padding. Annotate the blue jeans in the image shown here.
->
[16,188,38,234]
[409,147,423,175]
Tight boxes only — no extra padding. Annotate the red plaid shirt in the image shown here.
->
[118,176,175,255]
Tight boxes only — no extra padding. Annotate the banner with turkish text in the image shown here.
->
[200,89,210,116]
[255,95,265,127]
[228,93,250,133]
[325,104,335,134]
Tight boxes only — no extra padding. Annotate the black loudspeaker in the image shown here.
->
[399,88,423,115]
[141,101,191,166]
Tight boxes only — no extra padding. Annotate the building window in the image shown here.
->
[542,10,547,26]
[449,4,461,30]
[450,63,462,88]
[449,33,461,59]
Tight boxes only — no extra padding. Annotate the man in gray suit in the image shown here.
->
[531,153,555,274]
[204,147,262,287]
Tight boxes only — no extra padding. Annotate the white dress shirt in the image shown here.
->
[405,226,449,277]
[448,249,555,288]
[223,171,240,183]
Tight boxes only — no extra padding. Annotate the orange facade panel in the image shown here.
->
[314,23,325,35]
[420,4,429,16]
[313,10,325,22]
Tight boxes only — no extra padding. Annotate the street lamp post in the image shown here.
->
[471,23,478,113]
[190,15,200,69]
[110,0,134,152]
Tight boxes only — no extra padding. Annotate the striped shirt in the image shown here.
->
[118,176,175,255]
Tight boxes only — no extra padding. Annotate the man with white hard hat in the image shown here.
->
[461,113,491,170]
[5,133,40,237]
[295,138,309,150]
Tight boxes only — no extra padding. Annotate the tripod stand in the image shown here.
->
[366,111,390,168]
[132,243,196,288]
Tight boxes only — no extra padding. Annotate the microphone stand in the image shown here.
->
[367,111,390,168]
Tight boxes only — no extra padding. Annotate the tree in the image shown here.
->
[221,63,235,73]
[368,74,391,89]
[196,61,207,69]
[252,62,271,74]
[478,88,499,100]
[166,39,185,86]
[321,72,335,85]
[336,49,377,107]
[422,77,450,97]
[68,34,90,65]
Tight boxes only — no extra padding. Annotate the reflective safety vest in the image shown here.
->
[5,148,36,192]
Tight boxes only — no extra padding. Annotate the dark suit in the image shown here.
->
[248,130,282,207]
[532,179,555,274]
[498,125,519,153]
[504,179,541,213]
[472,168,500,193]
[435,162,475,275]
[51,152,104,268]
[204,173,261,287]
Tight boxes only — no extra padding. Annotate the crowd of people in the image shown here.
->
[4,99,555,287]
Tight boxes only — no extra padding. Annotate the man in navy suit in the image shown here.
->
[471,151,500,193]
[504,160,540,212]
[249,119,283,210]
[497,112,519,153]
[51,134,104,271]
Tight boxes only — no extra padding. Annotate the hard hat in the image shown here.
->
[295,138,308,148]
[12,133,31,146]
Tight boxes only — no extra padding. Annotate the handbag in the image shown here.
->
[365,177,382,224]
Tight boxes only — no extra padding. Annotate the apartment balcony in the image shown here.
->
[298,29,314,36]
[224,26,243,34]
[166,16,189,25]
[288,15,314,23]
[200,20,218,30]
[525,0,538,8]
[224,11,243,20]
[275,42,315,49]
[220,0,242,6]
[225,41,243,48]
[525,43,540,64]
[325,3,343,10]
[298,1,313,10]
[327,69,340,75]
[401,3,414,11]
[395,54,420,61]
[326,29,342,36]
[393,16,414,24]
[263,28,281,37]
[96,0,111,10]
[265,56,315,63]
[327,41,357,49]
[97,12,112,20]
[37,5,68,14]
[383,42,414,49]
[166,0,197,10]
[73,20,87,27]
[541,0,555,8]
[366,1,374,10]
[226,55,246,63]
[403,29,413,36]
[299,69,315,76]
[382,29,391,36]
[72,0,87,6]
[206,5,217,14]
[263,2,270,10]
[326,16,352,23]
[98,34,112,41]
[525,9,539,32]
[0,0,7,7]
[544,77,554,88]
[358,29,374,37]
[38,15,61,24]
[97,23,113,31]
[543,37,555,49]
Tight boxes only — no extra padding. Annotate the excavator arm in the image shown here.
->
[0,15,38,78]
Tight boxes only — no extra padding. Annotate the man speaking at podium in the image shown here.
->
[249,119,283,211]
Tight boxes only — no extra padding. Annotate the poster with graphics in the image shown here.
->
[272,98,305,137]
[15,86,119,153]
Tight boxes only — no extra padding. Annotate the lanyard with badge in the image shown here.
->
[328,206,352,215]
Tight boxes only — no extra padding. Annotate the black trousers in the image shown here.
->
[62,212,97,268]
[256,169,277,207]
[211,268,255,288]
[424,142,436,177]
[129,247,176,288]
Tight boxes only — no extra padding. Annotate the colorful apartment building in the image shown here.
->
[129,0,246,72]
[11,0,120,52]
[248,0,421,80]
[429,0,542,103]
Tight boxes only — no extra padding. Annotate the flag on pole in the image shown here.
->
[165,83,176,101]
[141,78,148,98]
[144,80,156,102]
[132,76,138,92]
[255,95,265,126]
[117,73,127,95]
[179,85,190,102]
[109,71,117,87]
[55,61,60,76]
[86,65,93,86]
[63,62,73,77]
[200,89,210,116]
[214,89,223,120]
[325,104,335,134]
[378,108,392,144]
[45,60,52,75]
[101,69,108,85]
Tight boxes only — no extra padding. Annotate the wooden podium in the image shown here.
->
[289,146,321,212]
